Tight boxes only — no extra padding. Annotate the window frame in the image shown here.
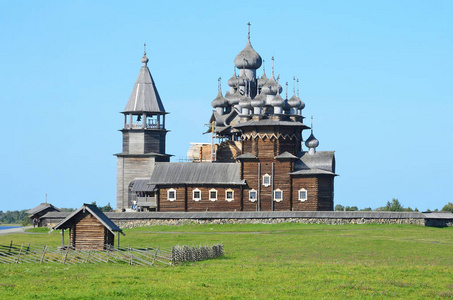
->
[167,188,176,201]
[262,174,271,187]
[273,188,283,202]
[209,189,218,201]
[298,188,307,202]
[193,188,201,201]
[249,189,257,202]
[225,189,234,202]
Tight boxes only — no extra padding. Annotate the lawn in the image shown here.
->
[0,223,452,299]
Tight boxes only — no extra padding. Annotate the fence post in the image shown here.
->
[40,245,47,263]
[16,244,23,263]
[129,247,133,265]
[9,241,13,253]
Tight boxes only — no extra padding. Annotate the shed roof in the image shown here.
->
[53,204,123,235]
[123,55,165,114]
[148,162,245,185]
[131,179,156,192]
[27,203,60,216]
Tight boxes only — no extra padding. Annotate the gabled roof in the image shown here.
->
[147,162,245,185]
[27,203,60,216]
[53,204,123,235]
[236,153,258,159]
[275,151,298,160]
[123,55,165,114]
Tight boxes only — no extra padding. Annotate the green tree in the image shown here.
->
[441,202,453,212]
[335,204,344,211]
[377,198,405,211]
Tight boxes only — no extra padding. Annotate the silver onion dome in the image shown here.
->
[239,95,252,109]
[305,133,319,148]
[234,39,262,70]
[271,93,285,107]
[211,91,228,108]
[251,93,265,107]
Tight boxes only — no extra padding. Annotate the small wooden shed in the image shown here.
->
[53,204,123,250]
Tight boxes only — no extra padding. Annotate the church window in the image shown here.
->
[167,189,176,201]
[193,189,201,201]
[209,189,218,201]
[298,189,307,201]
[274,189,283,202]
[226,189,234,202]
[263,174,271,187]
[249,189,257,202]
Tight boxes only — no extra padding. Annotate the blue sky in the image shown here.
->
[1,1,452,212]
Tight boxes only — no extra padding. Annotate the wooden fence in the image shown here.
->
[0,242,223,266]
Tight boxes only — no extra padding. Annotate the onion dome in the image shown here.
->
[305,132,319,148]
[239,95,252,109]
[288,93,305,110]
[211,90,228,108]
[234,39,262,70]
[227,70,239,88]
[282,99,290,111]
[225,89,242,105]
[251,93,266,108]
[261,75,282,96]
[271,93,285,107]
[295,78,305,109]
[258,66,269,88]
[141,53,149,65]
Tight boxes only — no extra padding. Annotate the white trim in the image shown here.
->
[209,189,218,201]
[249,189,257,202]
[298,188,307,201]
[263,174,271,187]
[193,188,201,201]
[225,189,234,202]
[167,188,176,201]
[273,189,283,202]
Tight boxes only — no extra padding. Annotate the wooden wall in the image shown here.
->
[116,156,156,211]
[291,176,334,211]
[158,186,242,212]
[122,130,167,155]
[69,211,111,250]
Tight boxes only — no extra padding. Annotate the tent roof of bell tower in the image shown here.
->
[123,51,166,114]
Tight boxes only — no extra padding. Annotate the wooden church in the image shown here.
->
[115,26,337,212]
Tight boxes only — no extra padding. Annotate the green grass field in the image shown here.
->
[0,223,452,299]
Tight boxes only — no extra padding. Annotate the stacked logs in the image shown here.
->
[172,244,223,264]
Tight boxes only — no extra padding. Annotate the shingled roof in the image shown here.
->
[27,203,60,216]
[123,54,165,114]
[148,162,245,185]
[53,204,123,235]
[290,151,337,176]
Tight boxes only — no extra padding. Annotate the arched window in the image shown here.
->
[167,188,176,201]
[298,189,307,201]
[263,174,271,187]
[225,189,234,202]
[249,189,257,202]
[193,188,201,201]
[273,189,283,202]
[209,189,217,201]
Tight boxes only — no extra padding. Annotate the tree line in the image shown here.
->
[335,199,453,213]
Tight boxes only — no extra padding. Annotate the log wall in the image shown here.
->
[69,211,110,250]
